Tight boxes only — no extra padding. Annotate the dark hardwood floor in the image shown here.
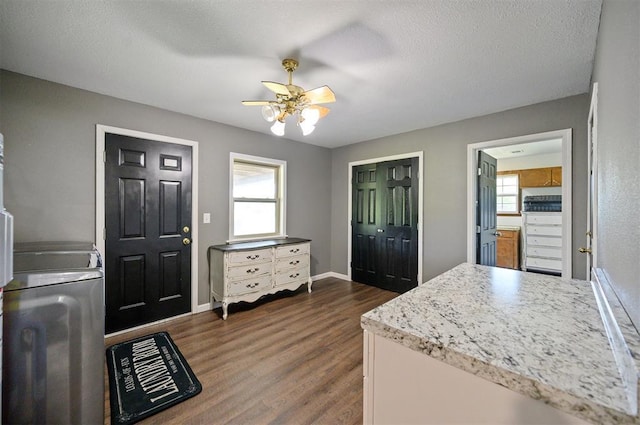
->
[104,277,397,425]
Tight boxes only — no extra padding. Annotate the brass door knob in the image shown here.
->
[578,247,592,254]
[183,237,191,246]
[183,226,190,233]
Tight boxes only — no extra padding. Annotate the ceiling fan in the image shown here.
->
[242,58,336,136]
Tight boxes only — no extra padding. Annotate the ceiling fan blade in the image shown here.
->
[303,86,336,104]
[307,105,331,118]
[242,100,273,106]
[262,81,290,96]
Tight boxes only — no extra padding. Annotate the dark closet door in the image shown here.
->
[352,157,419,292]
[352,163,378,285]
[477,150,498,266]
[105,133,192,333]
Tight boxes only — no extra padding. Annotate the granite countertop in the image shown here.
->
[361,262,639,424]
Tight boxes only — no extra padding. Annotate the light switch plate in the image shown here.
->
[203,213,211,224]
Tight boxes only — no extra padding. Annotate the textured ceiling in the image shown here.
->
[0,1,602,148]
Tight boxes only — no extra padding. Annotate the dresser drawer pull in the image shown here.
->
[289,273,300,278]
[246,254,260,260]
[245,282,259,289]
[289,260,300,266]
[246,267,260,274]
[289,248,300,254]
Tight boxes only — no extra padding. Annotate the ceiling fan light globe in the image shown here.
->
[299,120,315,136]
[270,120,285,136]
[261,105,280,122]
[301,107,320,126]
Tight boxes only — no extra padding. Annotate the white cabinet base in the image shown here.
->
[363,331,588,425]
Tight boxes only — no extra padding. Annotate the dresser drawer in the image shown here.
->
[228,248,271,265]
[527,246,562,259]
[527,236,562,247]
[275,243,309,258]
[526,225,562,237]
[227,263,271,279]
[526,214,562,225]
[274,266,309,287]
[275,255,309,272]
[227,274,272,296]
[526,257,562,271]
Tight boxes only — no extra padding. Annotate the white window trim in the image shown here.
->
[496,173,520,214]
[229,152,287,242]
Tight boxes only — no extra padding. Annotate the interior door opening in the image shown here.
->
[467,129,573,279]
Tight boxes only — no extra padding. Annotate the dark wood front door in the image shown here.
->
[476,150,498,266]
[351,157,419,293]
[105,133,192,333]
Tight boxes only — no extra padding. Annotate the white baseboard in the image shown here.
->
[196,302,212,313]
[312,271,350,281]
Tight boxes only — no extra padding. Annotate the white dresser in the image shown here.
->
[522,212,562,274]
[208,238,312,319]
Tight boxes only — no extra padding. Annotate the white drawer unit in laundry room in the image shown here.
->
[523,212,562,274]
[208,238,312,320]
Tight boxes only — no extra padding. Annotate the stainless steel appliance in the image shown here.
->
[3,242,104,424]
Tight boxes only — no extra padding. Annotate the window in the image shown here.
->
[230,153,286,241]
[497,174,519,214]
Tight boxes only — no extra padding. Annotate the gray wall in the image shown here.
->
[0,70,332,305]
[591,0,640,329]
[331,94,590,281]
[0,70,595,310]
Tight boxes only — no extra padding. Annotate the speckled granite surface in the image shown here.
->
[361,263,640,424]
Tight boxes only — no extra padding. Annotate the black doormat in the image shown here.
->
[106,332,202,424]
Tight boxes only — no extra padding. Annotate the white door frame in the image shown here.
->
[95,125,200,320]
[587,83,599,278]
[466,129,573,279]
[347,151,424,285]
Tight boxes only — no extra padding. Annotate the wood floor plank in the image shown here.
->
[104,277,397,424]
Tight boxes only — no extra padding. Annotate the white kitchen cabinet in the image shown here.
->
[363,331,589,425]
[208,238,311,320]
[523,212,562,274]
